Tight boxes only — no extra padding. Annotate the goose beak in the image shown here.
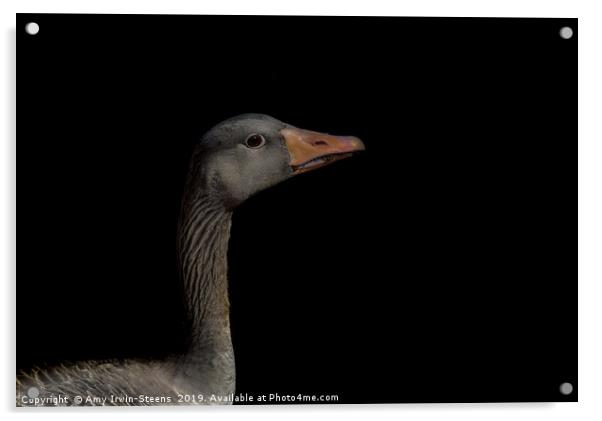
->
[281,127,365,174]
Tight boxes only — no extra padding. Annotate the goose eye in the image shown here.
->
[244,134,266,149]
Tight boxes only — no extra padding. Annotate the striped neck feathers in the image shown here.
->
[178,191,233,351]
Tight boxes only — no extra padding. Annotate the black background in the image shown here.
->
[17,14,577,403]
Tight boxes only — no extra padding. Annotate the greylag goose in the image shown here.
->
[16,114,364,406]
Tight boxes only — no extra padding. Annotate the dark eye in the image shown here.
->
[244,134,266,149]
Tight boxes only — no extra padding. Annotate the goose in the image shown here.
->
[16,114,365,406]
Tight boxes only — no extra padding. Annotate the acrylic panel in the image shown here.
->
[17,14,577,406]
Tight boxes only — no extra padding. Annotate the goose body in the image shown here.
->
[17,114,364,406]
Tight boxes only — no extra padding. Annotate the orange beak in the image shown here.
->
[281,127,365,174]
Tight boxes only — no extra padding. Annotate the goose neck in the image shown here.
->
[178,194,233,351]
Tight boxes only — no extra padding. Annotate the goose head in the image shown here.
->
[193,114,365,208]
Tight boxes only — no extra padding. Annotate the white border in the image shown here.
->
[2,1,601,420]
